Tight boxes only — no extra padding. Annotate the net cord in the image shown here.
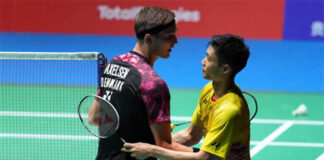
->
[0,52,100,60]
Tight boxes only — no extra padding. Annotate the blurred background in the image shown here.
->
[1,0,323,92]
[0,0,323,159]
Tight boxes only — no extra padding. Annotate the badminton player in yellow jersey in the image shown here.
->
[122,34,251,160]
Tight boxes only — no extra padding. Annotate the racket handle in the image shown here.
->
[113,133,126,143]
[120,137,126,144]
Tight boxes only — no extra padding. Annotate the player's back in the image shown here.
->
[96,51,170,160]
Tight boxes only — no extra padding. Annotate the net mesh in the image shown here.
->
[0,52,103,160]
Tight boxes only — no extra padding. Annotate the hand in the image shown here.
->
[121,142,153,160]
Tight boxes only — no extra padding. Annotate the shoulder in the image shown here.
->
[140,71,168,94]
[221,92,245,119]
[203,81,213,90]
[112,52,142,65]
[200,81,213,97]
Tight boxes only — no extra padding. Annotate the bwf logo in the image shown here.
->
[311,21,324,37]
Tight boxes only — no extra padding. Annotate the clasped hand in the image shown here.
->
[121,142,153,160]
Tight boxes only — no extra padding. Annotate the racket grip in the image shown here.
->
[120,137,126,144]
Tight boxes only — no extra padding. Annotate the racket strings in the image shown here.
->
[78,95,120,138]
[97,99,119,137]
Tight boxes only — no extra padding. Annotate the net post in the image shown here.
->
[97,53,107,89]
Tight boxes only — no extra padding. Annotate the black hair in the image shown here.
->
[208,34,250,77]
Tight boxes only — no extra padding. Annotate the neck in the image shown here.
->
[212,78,234,100]
[133,42,158,67]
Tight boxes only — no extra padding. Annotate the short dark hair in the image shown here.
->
[134,6,175,39]
[208,34,250,77]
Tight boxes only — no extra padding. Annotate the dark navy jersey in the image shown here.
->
[96,51,171,160]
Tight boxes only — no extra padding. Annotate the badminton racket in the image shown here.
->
[77,94,126,143]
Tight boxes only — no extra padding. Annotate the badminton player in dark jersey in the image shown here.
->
[122,34,251,160]
[89,6,193,160]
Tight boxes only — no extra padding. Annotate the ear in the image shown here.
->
[144,34,153,44]
[222,64,231,74]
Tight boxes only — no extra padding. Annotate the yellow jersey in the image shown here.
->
[192,82,250,159]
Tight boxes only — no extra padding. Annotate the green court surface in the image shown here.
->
[1,84,324,159]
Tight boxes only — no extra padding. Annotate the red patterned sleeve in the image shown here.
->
[140,77,171,125]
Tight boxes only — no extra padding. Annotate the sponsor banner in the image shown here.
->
[284,0,324,40]
[0,0,284,39]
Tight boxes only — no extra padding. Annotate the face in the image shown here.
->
[149,24,178,59]
[201,46,225,81]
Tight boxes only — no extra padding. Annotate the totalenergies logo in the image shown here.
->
[97,5,200,23]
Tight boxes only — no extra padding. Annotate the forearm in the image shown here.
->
[88,100,100,126]
[123,142,222,160]
[149,145,201,160]
[165,141,193,152]
[151,122,193,152]
[151,148,223,160]
[172,129,201,146]
[172,130,192,145]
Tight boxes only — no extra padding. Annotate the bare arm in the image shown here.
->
[172,123,204,146]
[122,142,222,160]
[150,122,193,152]
[88,99,100,126]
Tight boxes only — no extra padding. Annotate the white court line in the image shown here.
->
[0,111,78,118]
[252,119,324,125]
[1,111,324,125]
[0,111,86,118]
[170,116,192,121]
[316,153,324,160]
[250,121,294,157]
[0,133,97,140]
[270,142,324,148]
[251,141,324,148]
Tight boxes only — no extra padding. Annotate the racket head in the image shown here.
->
[78,94,120,138]
[242,91,258,121]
